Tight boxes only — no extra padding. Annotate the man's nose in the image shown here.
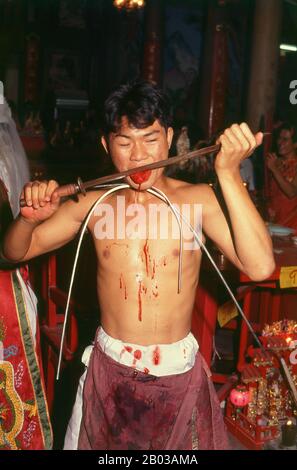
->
[130,142,146,161]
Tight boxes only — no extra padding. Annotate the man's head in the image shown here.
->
[101,80,173,190]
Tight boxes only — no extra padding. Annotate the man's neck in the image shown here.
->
[124,175,168,205]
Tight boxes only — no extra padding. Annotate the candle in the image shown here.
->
[281,420,297,447]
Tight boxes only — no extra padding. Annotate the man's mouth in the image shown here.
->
[130,170,152,184]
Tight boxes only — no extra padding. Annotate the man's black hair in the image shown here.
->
[102,79,172,136]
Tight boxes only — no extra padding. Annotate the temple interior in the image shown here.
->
[1,0,297,452]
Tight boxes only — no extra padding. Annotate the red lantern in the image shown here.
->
[230,385,250,407]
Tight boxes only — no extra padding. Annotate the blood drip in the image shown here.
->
[132,349,142,368]
[144,368,150,375]
[134,350,142,360]
[152,346,161,365]
[143,241,150,276]
[131,170,151,184]
[120,274,128,299]
[125,346,133,353]
[138,281,142,322]
[152,260,156,279]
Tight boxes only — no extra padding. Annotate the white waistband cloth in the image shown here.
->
[97,327,199,377]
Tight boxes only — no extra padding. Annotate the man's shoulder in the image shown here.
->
[165,177,215,202]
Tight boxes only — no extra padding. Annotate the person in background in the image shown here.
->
[240,157,255,193]
[0,98,52,450]
[266,123,297,230]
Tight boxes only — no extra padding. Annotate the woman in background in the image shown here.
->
[266,123,297,231]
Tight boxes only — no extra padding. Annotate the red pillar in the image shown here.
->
[141,0,163,85]
[198,1,228,139]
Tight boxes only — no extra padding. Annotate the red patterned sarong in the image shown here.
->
[0,269,52,450]
[78,340,229,450]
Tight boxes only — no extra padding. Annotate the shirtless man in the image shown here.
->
[3,80,275,450]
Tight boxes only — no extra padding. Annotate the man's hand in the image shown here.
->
[215,123,263,173]
[20,180,61,224]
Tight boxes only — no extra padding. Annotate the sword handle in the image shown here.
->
[19,178,84,208]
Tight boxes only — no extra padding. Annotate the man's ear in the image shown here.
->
[101,135,108,153]
[167,127,174,149]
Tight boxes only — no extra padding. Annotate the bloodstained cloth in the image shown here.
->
[78,340,229,450]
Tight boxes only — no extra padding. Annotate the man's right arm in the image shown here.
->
[2,180,85,262]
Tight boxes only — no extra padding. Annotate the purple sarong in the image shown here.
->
[77,340,229,450]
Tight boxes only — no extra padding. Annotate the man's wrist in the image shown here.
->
[216,167,242,183]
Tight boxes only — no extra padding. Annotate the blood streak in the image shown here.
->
[138,281,142,322]
[152,260,156,279]
[152,346,161,365]
[144,367,150,374]
[143,240,150,276]
[120,274,128,299]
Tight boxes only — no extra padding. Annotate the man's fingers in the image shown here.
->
[45,180,59,202]
[224,127,242,151]
[51,188,60,205]
[38,182,48,207]
[220,123,259,156]
[31,182,41,209]
[239,123,257,148]
[235,123,256,155]
[21,180,59,209]
[254,131,263,147]
[24,182,34,207]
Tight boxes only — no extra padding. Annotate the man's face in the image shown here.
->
[101,117,173,190]
[277,129,295,157]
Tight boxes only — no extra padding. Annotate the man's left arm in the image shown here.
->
[202,123,275,281]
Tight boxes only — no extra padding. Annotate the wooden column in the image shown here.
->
[24,33,40,104]
[198,1,229,139]
[246,0,282,133]
[141,0,163,85]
